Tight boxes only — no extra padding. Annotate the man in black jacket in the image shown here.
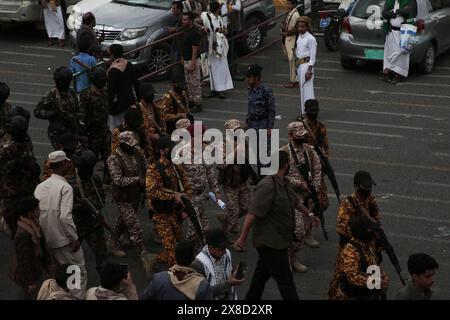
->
[76,12,103,51]
[107,44,140,130]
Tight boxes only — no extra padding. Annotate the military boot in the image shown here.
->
[290,253,308,273]
[305,235,320,248]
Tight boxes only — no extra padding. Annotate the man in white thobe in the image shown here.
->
[41,0,65,47]
[295,16,317,119]
[201,1,234,99]
[381,0,418,84]
[34,151,87,299]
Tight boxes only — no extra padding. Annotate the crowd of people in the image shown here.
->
[0,0,440,301]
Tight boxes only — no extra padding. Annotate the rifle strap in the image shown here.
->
[91,177,104,208]
[173,164,185,193]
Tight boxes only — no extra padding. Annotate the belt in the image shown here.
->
[295,56,310,68]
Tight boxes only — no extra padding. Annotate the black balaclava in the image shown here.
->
[10,115,28,143]
[120,142,135,155]
[124,108,143,131]
[89,68,107,89]
[54,67,73,93]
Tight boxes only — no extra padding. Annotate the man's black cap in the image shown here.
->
[206,228,230,249]
[59,132,78,150]
[354,170,376,189]
[10,115,28,131]
[245,64,262,77]
[157,135,176,149]
[73,149,97,167]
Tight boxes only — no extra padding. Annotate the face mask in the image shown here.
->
[143,94,154,104]
[174,86,184,94]
[11,129,27,143]
[77,166,94,180]
[293,137,306,146]
[120,143,135,155]
[307,113,318,121]
[127,120,141,131]
[357,188,372,199]
[63,149,76,159]
[55,80,71,93]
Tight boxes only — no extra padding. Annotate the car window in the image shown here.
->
[113,0,172,9]
[429,0,442,10]
[352,0,385,19]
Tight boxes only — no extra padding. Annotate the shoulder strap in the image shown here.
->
[155,161,172,189]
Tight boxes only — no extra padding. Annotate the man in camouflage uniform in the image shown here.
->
[111,107,151,160]
[34,67,87,149]
[0,113,41,235]
[217,119,258,249]
[107,131,153,275]
[280,121,321,273]
[333,215,388,300]
[146,136,192,270]
[0,82,12,139]
[328,170,381,299]
[67,149,110,272]
[155,72,190,135]
[245,65,276,173]
[133,83,161,162]
[174,119,222,245]
[79,68,111,184]
[42,133,77,181]
[303,99,330,212]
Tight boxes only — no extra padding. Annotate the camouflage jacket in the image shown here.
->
[246,84,276,130]
[107,147,146,203]
[34,88,86,146]
[66,173,106,230]
[336,192,380,244]
[177,142,221,195]
[281,142,322,194]
[0,133,40,199]
[79,87,109,144]
[0,102,12,138]
[304,118,330,156]
[155,90,189,134]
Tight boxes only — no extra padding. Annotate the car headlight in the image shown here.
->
[66,5,83,31]
[118,27,148,41]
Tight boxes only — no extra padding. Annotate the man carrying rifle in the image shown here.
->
[303,99,331,211]
[280,121,321,273]
[174,119,222,247]
[328,171,382,299]
[217,119,259,251]
[335,215,389,300]
[146,136,192,274]
[107,132,154,277]
[67,149,110,273]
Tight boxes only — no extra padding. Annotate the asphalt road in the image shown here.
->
[1,20,450,300]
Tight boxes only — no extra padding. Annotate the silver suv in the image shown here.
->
[68,0,276,76]
[339,0,450,73]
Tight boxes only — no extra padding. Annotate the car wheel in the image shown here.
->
[418,43,435,74]
[324,21,341,52]
[340,57,357,70]
[240,17,264,54]
[147,43,172,80]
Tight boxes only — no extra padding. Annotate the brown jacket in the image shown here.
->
[10,227,50,287]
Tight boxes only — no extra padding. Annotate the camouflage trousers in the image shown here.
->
[153,212,182,267]
[186,192,209,243]
[318,177,329,212]
[328,244,345,299]
[184,59,202,105]
[290,208,314,253]
[223,183,251,239]
[77,225,108,274]
[113,201,145,255]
